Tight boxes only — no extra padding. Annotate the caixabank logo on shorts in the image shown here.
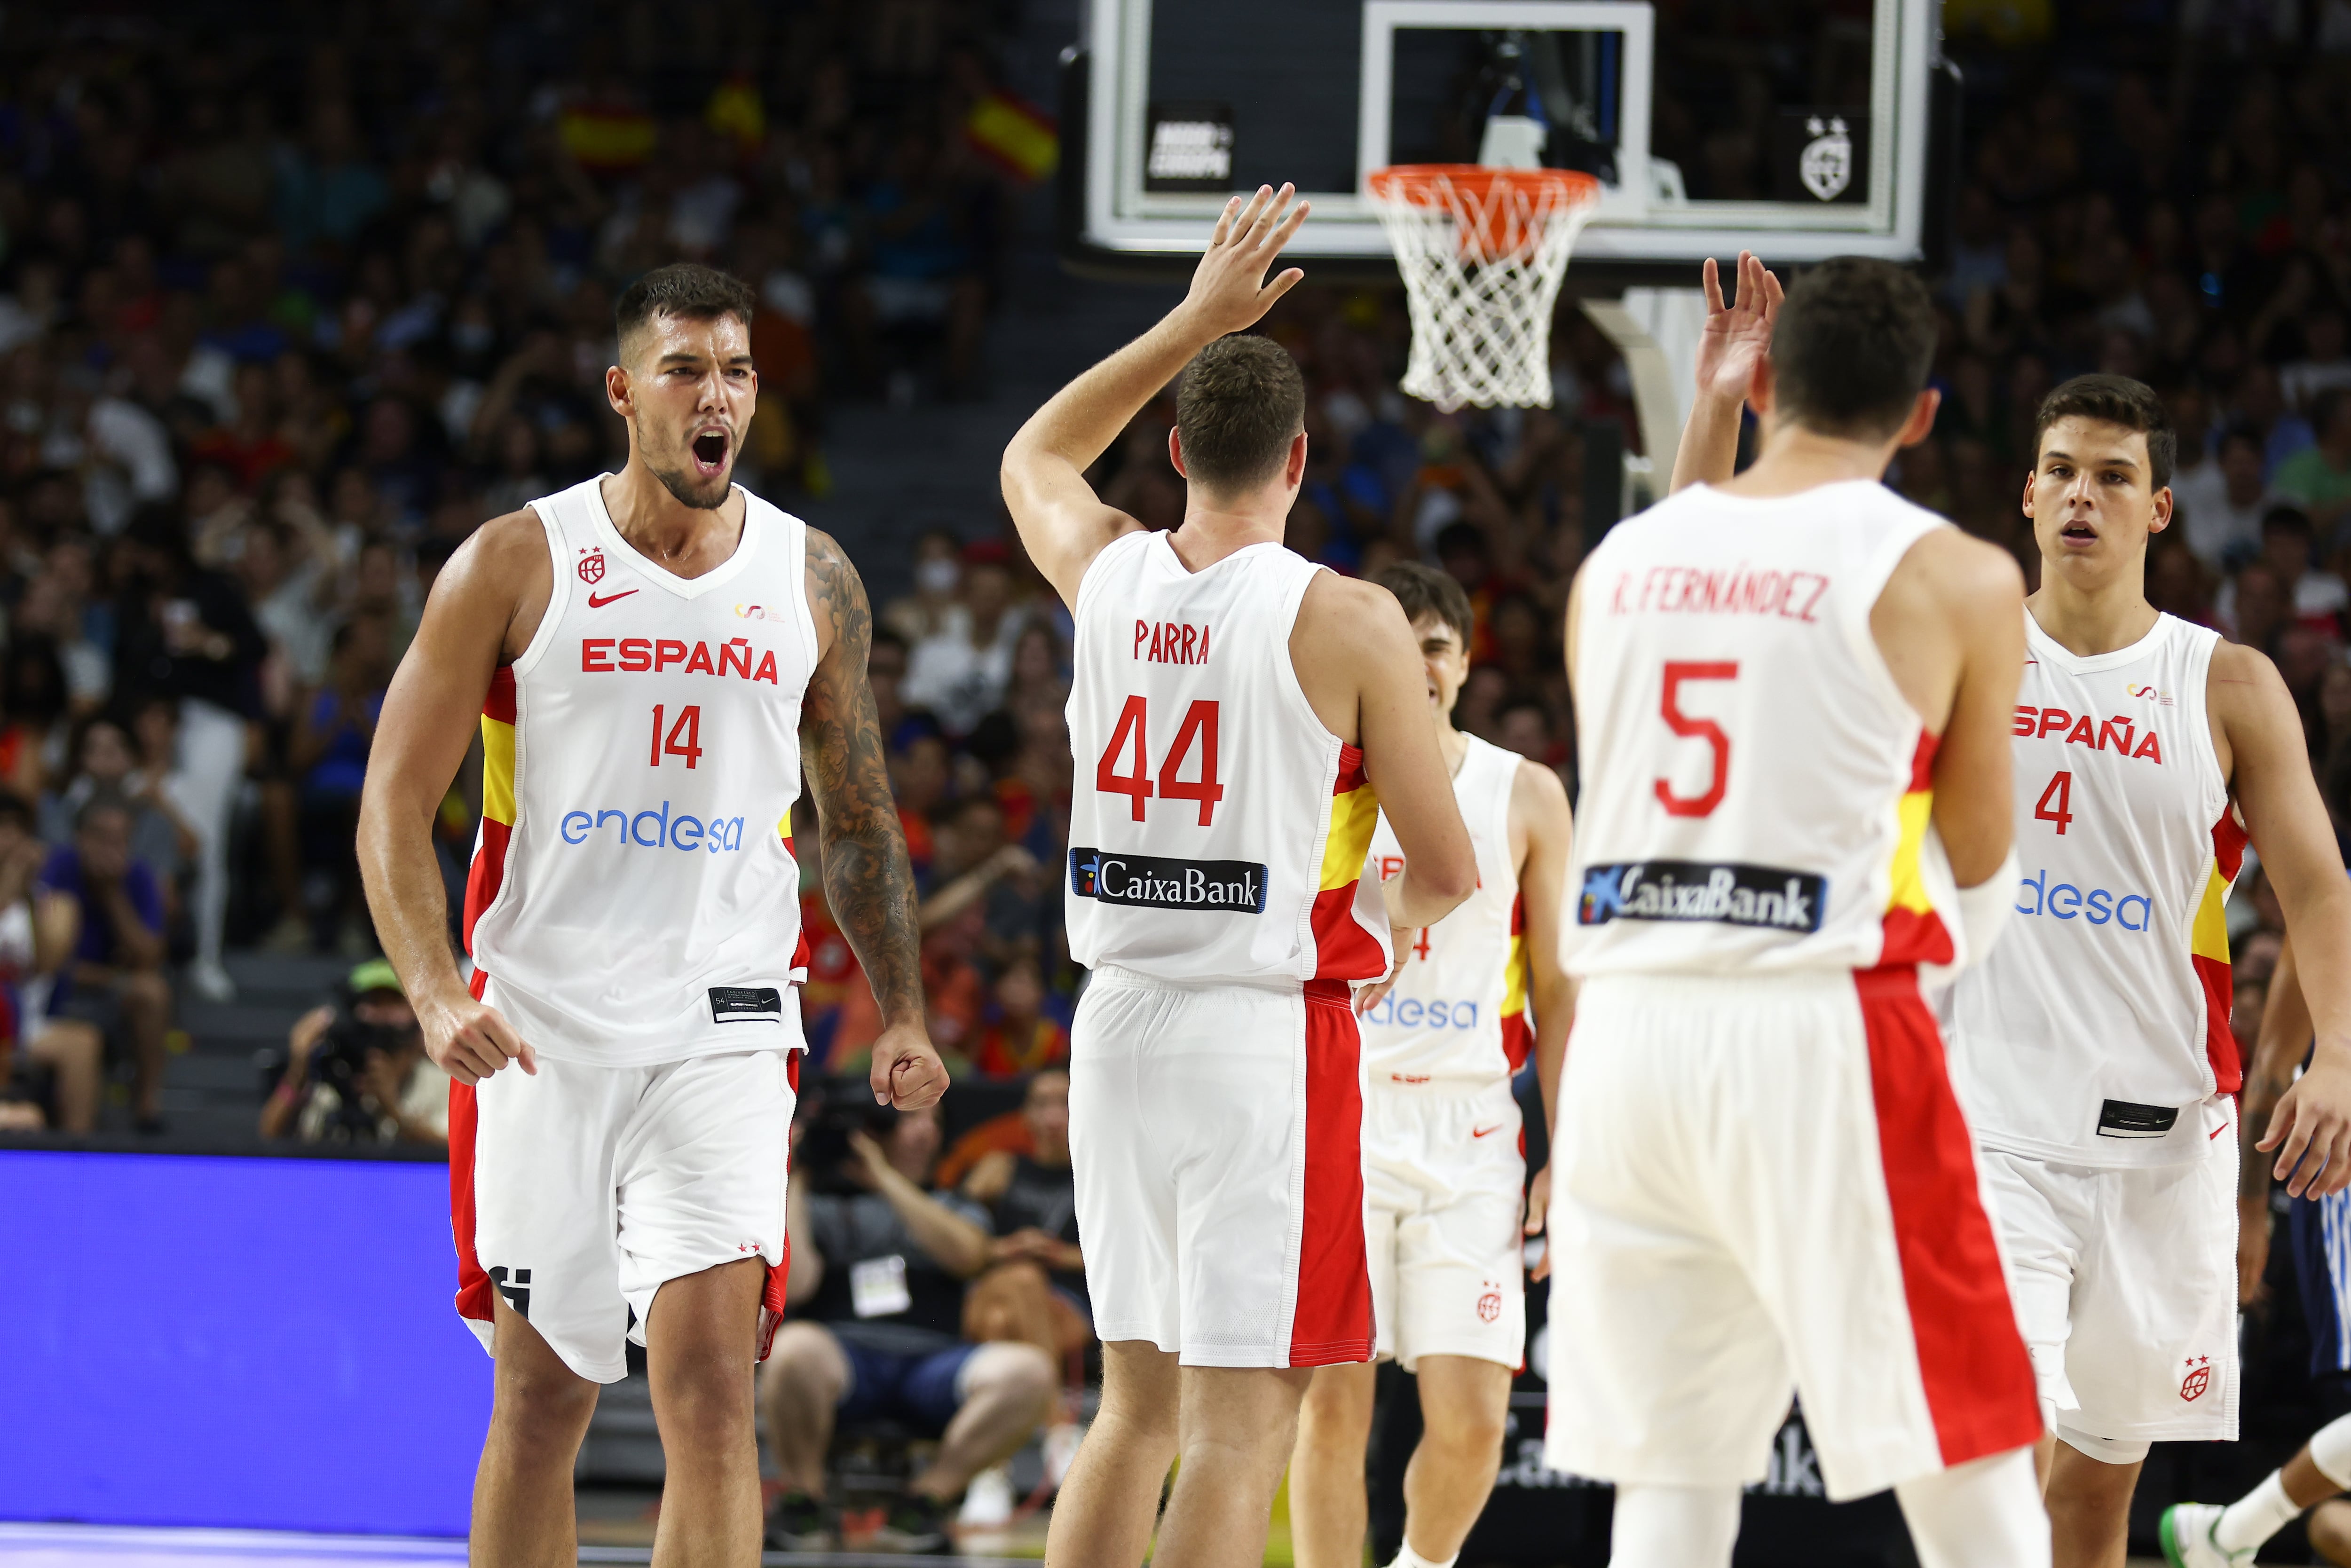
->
[1578,860,1827,933]
[1069,848,1268,912]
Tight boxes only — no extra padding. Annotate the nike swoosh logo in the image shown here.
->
[1471,1124,1503,1138]
[2210,1122,2229,1140]
[587,589,639,608]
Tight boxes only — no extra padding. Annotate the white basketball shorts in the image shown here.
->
[1980,1141,2239,1458]
[1069,965,1373,1369]
[451,1012,799,1383]
[1546,968,2043,1501]
[1364,1076,1526,1371]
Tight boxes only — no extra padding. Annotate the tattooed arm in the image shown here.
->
[802,526,947,1110]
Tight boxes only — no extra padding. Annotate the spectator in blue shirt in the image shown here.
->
[39,794,172,1132]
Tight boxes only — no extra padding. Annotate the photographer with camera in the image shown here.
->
[259,958,448,1146]
[761,1086,1057,1553]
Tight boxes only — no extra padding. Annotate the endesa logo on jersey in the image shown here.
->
[1069,847,1267,912]
[1359,993,1482,1030]
[559,800,750,853]
[2014,867,2153,930]
[1579,859,1826,933]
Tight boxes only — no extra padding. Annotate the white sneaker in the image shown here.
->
[2160,1502,2253,1568]
[958,1464,1014,1529]
[188,958,236,1002]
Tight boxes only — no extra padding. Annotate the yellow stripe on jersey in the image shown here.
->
[1321,777,1380,891]
[1885,786,1935,917]
[481,715,516,827]
[2190,864,2232,964]
[1501,930,1529,1018]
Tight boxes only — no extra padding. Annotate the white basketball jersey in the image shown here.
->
[1063,530,1389,984]
[463,476,817,1066]
[1360,734,1529,1086]
[1563,480,1961,977]
[1943,611,2242,1166]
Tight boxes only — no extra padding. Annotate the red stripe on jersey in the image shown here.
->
[449,1079,495,1331]
[1908,729,1939,792]
[758,1050,802,1362]
[1877,905,1955,968]
[2194,953,2240,1095]
[1499,1011,1533,1074]
[782,834,813,976]
[482,665,517,725]
[2212,812,2249,881]
[1332,743,1368,796]
[1854,966,2041,1466]
[1310,884,1388,980]
[462,817,512,956]
[1291,982,1374,1367]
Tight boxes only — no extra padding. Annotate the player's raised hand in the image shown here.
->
[418,991,538,1086]
[1692,251,1784,410]
[1180,183,1311,340]
[871,1019,949,1110]
[2260,1049,2351,1198]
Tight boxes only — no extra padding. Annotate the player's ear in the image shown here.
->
[2148,484,2174,536]
[1894,387,1940,449]
[1168,426,1190,481]
[2020,466,2037,519]
[1285,429,1308,489]
[1745,356,1776,418]
[605,363,633,421]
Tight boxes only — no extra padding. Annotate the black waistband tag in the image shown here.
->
[2096,1099,2180,1139]
[710,986,783,1024]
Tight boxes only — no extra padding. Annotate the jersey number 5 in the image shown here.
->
[1655,661,1738,818]
[1097,696,1226,825]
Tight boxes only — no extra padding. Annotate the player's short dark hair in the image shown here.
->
[1770,257,1938,440]
[1175,335,1306,496]
[614,263,757,361]
[1375,561,1475,650]
[2033,374,2177,491]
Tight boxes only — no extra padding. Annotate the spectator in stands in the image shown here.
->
[285,618,392,955]
[2276,387,2351,537]
[960,1068,1089,1364]
[38,794,171,1131]
[763,1095,1057,1553]
[970,957,1069,1079]
[902,542,1024,736]
[258,959,447,1146]
[0,792,99,1132]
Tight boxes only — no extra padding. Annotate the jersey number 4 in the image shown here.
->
[1655,661,1737,818]
[2035,770,2074,835]
[1097,696,1225,825]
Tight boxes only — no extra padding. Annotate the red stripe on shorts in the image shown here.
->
[1290,979,1373,1367]
[449,1078,495,1330]
[758,1050,802,1362]
[1854,966,2041,1466]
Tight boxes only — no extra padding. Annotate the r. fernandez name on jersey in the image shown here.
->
[1069,847,1270,913]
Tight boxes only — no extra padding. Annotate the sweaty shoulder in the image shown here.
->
[1291,569,1416,745]
[437,507,553,663]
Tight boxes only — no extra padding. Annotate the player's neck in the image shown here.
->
[1167,500,1286,571]
[601,461,746,569]
[1437,721,1469,773]
[1714,424,1901,498]
[2026,566,2160,658]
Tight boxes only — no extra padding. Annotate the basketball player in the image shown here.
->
[1001,184,1478,1568]
[2163,939,2351,1566]
[357,263,945,1568]
[1554,256,2050,1567]
[1287,561,1574,1568]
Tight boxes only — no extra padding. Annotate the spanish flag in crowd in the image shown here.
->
[965,90,1057,183]
[706,74,766,157]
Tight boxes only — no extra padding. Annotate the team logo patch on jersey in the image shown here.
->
[2096,1098,2180,1140]
[579,547,606,585]
[2181,1355,2211,1401]
[709,986,783,1024]
[1069,848,1268,912]
[1578,860,1826,933]
[1476,1281,1503,1323]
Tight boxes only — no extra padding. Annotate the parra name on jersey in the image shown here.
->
[1068,847,1268,912]
[1578,860,1828,934]
[1131,619,1213,665]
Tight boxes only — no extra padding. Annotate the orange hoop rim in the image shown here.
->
[1365,163,1602,208]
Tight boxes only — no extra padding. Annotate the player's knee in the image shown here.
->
[2311,1499,2351,1564]
[1421,1395,1507,1461]
[497,1363,598,1449]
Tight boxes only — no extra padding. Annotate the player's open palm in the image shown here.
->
[1181,183,1311,339]
[2261,1054,2351,1198]
[1693,250,1784,409]
[420,993,538,1086]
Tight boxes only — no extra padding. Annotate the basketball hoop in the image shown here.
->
[1365,165,1601,412]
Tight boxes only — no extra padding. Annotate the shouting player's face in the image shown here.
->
[2023,415,2173,590]
[612,311,758,510]
[1412,613,1472,725]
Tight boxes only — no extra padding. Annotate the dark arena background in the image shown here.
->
[1,0,2349,1563]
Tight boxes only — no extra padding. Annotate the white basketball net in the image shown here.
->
[1366,167,1599,412]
